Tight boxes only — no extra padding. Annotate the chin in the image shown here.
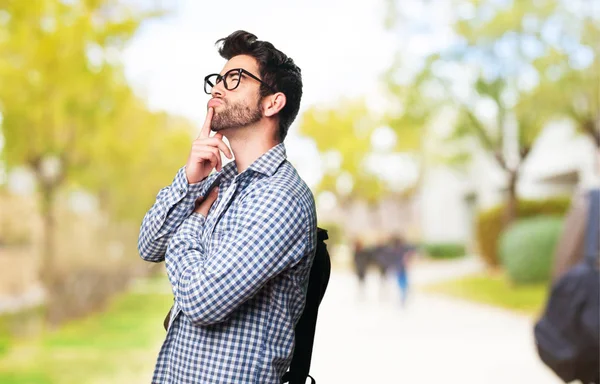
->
[210,125,233,132]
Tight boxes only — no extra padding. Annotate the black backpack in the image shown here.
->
[534,189,600,384]
[282,227,331,384]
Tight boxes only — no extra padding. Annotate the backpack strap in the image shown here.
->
[281,373,315,384]
[282,228,330,384]
[584,189,600,266]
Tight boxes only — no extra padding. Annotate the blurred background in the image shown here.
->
[0,0,598,383]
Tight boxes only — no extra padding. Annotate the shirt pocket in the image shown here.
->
[208,230,225,255]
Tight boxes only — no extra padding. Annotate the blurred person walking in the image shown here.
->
[387,236,416,307]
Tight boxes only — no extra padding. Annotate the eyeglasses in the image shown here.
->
[204,68,276,95]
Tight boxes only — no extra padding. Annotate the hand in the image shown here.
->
[185,108,233,184]
[194,186,219,218]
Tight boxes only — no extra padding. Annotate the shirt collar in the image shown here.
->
[246,143,287,177]
[214,143,287,180]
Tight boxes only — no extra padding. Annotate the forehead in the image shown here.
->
[220,54,259,75]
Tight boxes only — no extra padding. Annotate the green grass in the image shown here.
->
[422,272,550,316]
[0,305,45,359]
[0,276,173,384]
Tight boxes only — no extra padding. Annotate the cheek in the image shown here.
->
[225,93,244,106]
[238,86,261,104]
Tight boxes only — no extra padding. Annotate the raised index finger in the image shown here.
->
[198,107,214,139]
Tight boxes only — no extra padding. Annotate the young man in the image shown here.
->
[138,31,317,384]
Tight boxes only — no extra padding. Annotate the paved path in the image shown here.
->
[309,259,562,384]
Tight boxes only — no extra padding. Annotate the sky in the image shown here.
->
[122,0,399,188]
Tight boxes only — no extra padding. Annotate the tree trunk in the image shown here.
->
[504,169,519,228]
[38,182,57,288]
[582,118,600,149]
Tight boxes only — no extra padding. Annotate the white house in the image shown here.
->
[416,122,599,248]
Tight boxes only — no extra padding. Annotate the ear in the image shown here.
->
[263,92,287,117]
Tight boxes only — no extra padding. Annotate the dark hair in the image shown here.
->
[216,30,302,141]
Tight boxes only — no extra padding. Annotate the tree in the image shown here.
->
[299,99,387,207]
[524,4,600,149]
[0,0,163,284]
[382,55,446,198]
[76,87,196,223]
[384,0,599,224]
[298,98,417,239]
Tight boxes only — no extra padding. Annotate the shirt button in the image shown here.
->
[178,188,185,194]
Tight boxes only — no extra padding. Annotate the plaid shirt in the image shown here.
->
[138,143,317,384]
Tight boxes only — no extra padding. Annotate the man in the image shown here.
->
[138,30,317,384]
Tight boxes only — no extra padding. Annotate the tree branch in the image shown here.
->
[436,77,507,170]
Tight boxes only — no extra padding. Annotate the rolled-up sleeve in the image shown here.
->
[137,167,214,262]
[165,189,310,326]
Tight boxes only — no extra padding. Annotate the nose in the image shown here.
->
[211,81,225,98]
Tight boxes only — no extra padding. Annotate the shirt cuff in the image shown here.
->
[164,167,206,207]
[188,212,207,226]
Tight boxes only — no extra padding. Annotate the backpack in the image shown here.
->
[282,227,331,384]
[534,189,600,384]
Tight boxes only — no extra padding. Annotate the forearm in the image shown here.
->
[170,193,310,326]
[137,167,209,262]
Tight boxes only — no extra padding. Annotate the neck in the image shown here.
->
[223,122,280,173]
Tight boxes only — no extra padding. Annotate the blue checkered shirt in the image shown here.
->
[138,143,317,384]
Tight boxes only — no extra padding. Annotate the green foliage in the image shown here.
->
[0,0,193,223]
[382,55,440,153]
[0,0,151,169]
[451,0,598,148]
[499,216,563,285]
[79,99,195,221]
[475,197,571,266]
[298,99,389,204]
[421,242,466,259]
[453,0,600,146]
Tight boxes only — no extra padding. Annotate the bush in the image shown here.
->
[44,267,132,325]
[475,197,570,267]
[499,216,563,285]
[422,242,466,259]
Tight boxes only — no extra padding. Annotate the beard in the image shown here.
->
[210,98,262,131]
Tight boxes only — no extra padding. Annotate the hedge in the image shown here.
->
[475,197,571,267]
[422,243,466,259]
[499,216,563,285]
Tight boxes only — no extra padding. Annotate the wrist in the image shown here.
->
[184,166,197,184]
[185,166,208,186]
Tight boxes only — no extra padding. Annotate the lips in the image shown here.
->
[208,99,223,108]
